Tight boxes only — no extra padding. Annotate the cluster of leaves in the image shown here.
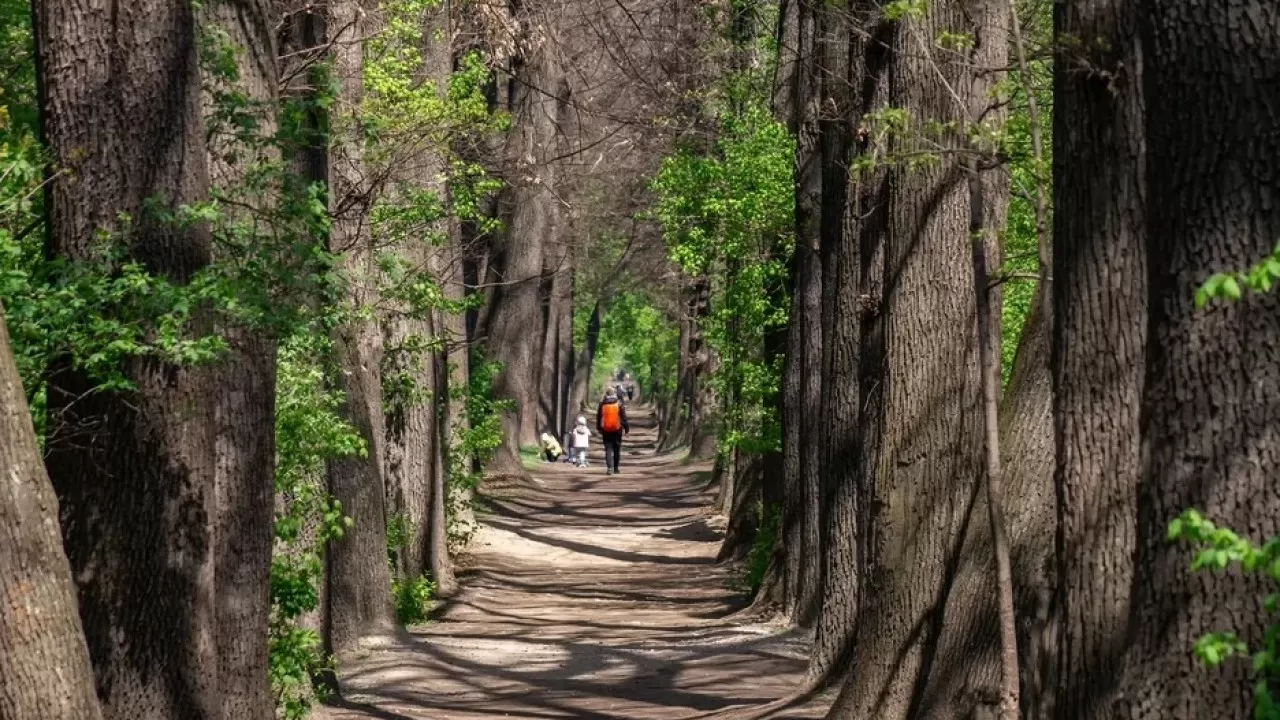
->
[1167,256,1280,720]
[652,98,794,457]
[270,332,363,719]
[445,352,510,546]
[591,291,680,406]
[1168,509,1280,719]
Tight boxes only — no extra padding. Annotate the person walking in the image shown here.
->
[596,388,629,475]
[571,416,591,467]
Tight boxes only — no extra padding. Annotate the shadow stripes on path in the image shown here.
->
[330,407,814,720]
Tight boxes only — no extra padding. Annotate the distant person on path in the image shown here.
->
[625,384,634,401]
[596,388,629,475]
[539,431,563,463]
[571,416,592,467]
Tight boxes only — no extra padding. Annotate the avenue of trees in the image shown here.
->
[0,0,1278,718]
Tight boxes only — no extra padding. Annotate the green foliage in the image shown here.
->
[444,352,509,546]
[392,575,437,626]
[1195,243,1280,308]
[591,291,680,406]
[270,333,362,718]
[1168,509,1280,718]
[652,97,793,458]
[998,1,1052,387]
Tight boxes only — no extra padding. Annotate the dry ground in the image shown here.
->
[328,408,826,719]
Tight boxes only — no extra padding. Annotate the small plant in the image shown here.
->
[386,513,413,569]
[1168,509,1280,719]
[392,575,437,626]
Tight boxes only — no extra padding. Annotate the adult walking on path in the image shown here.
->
[596,387,629,474]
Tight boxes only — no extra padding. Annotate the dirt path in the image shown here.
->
[330,408,818,719]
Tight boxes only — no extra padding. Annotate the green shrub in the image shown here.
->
[392,575,437,626]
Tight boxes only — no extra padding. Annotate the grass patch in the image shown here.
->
[519,445,542,469]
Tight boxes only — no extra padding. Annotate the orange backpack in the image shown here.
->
[600,402,622,433]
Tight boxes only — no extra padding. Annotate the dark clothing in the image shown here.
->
[596,397,629,473]
[602,431,623,472]
[595,397,630,434]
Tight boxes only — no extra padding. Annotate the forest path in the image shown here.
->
[331,406,817,719]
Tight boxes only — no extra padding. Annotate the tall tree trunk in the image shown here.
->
[686,277,717,460]
[781,0,820,627]
[34,0,221,714]
[657,306,690,449]
[914,284,1054,720]
[824,1,994,716]
[809,0,888,685]
[324,0,396,656]
[202,2,281,716]
[1050,0,1146,717]
[538,239,571,438]
[1114,4,1280,717]
[570,299,601,416]
[379,0,458,589]
[484,49,567,476]
[0,305,102,720]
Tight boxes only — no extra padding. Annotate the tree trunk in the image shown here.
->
[538,239,572,438]
[324,0,395,656]
[686,278,717,460]
[718,449,762,562]
[34,0,221,714]
[824,2,994,716]
[809,0,887,685]
[484,50,567,475]
[1114,4,1280,717]
[569,299,602,416]
[0,305,102,720]
[781,0,819,627]
[202,2,281,716]
[1050,0,1146,717]
[914,283,1054,720]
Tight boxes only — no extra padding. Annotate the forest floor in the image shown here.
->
[329,407,825,719]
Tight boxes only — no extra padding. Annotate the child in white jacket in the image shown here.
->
[571,416,591,467]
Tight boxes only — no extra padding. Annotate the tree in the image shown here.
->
[324,0,397,655]
[1050,0,1146,717]
[0,304,102,720]
[824,0,1003,715]
[1112,2,1280,717]
[202,1,282,716]
[33,0,222,713]
[779,0,823,626]
[483,35,570,476]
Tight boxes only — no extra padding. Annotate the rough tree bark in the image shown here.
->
[1113,4,1280,718]
[779,0,821,626]
[685,277,718,460]
[380,0,457,592]
[1050,0,1145,717]
[809,0,888,686]
[202,1,281,716]
[537,236,572,438]
[914,282,1054,720]
[571,299,602,415]
[34,0,221,714]
[824,1,995,716]
[324,0,396,657]
[0,305,103,720]
[484,44,568,475]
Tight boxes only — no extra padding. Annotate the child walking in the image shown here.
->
[571,416,592,467]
